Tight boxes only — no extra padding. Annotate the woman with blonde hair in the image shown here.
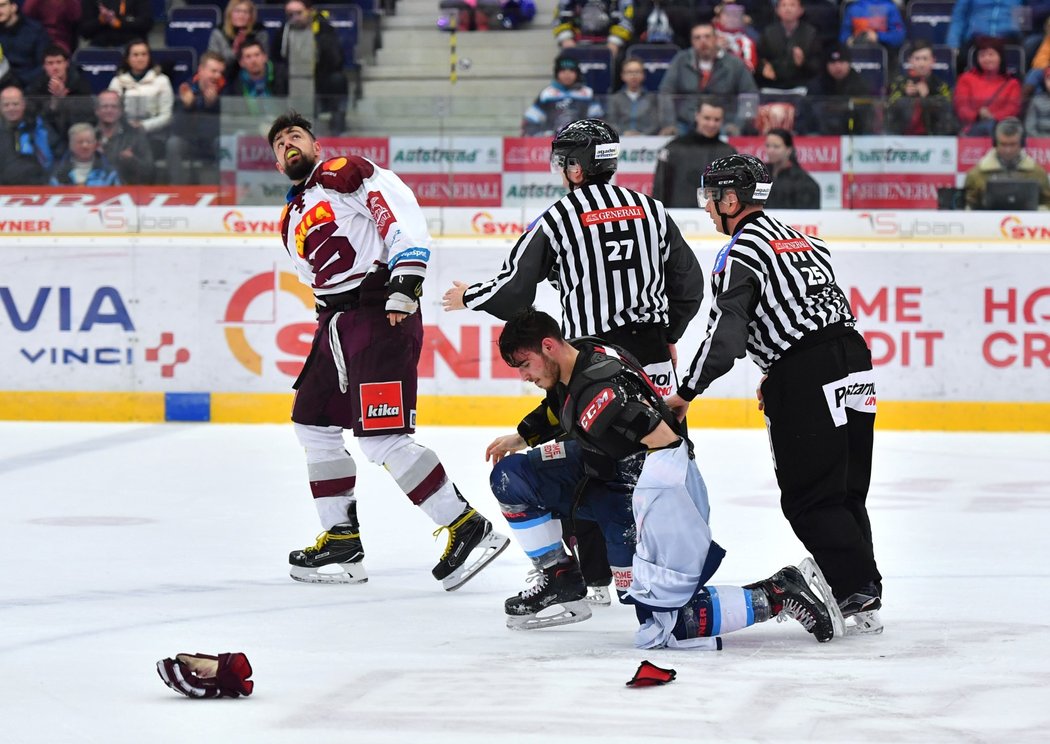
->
[207,0,270,77]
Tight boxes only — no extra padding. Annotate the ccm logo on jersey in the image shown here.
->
[582,205,645,226]
[294,202,335,257]
[579,387,615,432]
[360,381,405,430]
[367,191,396,238]
[770,238,812,254]
[822,370,877,427]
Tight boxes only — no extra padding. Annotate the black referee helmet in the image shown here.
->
[699,154,773,207]
[550,119,621,185]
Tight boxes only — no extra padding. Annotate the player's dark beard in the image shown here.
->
[284,151,316,182]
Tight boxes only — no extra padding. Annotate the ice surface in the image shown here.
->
[1,423,1048,742]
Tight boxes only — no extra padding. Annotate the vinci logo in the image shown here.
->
[294,202,335,257]
[223,209,282,234]
[222,269,314,376]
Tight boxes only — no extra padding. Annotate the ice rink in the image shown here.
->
[1,422,1048,742]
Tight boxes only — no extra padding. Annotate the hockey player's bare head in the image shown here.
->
[499,308,576,390]
[269,111,321,184]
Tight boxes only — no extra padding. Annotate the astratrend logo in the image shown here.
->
[594,143,620,160]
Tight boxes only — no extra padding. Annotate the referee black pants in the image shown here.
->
[761,330,882,601]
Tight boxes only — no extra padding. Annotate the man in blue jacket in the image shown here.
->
[0,0,49,87]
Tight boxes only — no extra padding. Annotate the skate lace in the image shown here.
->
[519,568,550,599]
[780,598,816,631]
[432,508,477,561]
[304,532,330,554]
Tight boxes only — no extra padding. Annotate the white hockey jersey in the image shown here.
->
[279,156,431,299]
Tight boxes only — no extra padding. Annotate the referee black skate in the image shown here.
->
[442,118,703,612]
[666,154,884,637]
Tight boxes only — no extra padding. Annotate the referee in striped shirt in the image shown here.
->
[442,118,703,603]
[666,154,884,636]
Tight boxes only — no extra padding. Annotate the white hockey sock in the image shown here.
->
[705,586,756,634]
[295,424,357,530]
[359,434,465,525]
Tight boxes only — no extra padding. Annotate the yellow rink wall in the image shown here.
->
[2,392,1047,432]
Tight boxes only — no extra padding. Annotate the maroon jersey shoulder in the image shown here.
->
[311,155,375,195]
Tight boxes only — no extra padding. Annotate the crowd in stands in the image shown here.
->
[0,0,349,186]
[520,0,1050,208]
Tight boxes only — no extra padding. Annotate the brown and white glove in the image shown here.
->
[156,652,254,698]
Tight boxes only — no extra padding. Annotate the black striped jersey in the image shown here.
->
[462,182,703,343]
[679,211,856,399]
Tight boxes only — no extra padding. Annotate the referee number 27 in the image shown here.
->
[607,239,635,261]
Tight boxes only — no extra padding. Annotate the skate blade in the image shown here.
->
[290,562,368,584]
[797,557,846,640]
[441,531,510,591]
[506,600,593,630]
[584,585,612,607]
[846,610,884,636]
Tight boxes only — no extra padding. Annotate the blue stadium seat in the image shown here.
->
[564,45,613,95]
[967,44,1025,77]
[166,6,221,58]
[849,45,888,96]
[907,1,954,45]
[901,43,957,87]
[624,43,677,92]
[71,48,123,94]
[152,47,199,90]
[152,0,169,23]
[256,6,287,52]
[317,5,362,70]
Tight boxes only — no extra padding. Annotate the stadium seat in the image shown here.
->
[166,6,221,58]
[967,45,1025,77]
[317,5,364,101]
[256,5,287,51]
[624,43,678,92]
[900,43,957,87]
[907,1,955,45]
[849,45,888,96]
[71,48,122,94]
[563,45,613,95]
[151,47,199,90]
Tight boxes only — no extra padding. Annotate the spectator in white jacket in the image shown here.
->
[106,39,173,140]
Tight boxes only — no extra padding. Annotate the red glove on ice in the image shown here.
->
[626,660,676,687]
[157,652,254,698]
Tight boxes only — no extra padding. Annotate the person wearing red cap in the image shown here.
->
[954,35,1022,136]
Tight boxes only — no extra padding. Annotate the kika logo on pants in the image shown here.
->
[366,402,400,417]
[360,381,405,431]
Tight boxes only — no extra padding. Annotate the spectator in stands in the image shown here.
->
[81,0,153,49]
[838,0,904,71]
[1022,16,1050,100]
[95,89,153,184]
[50,122,121,185]
[554,0,634,56]
[652,98,735,207]
[0,0,49,88]
[167,51,227,185]
[659,22,758,133]
[796,43,874,135]
[1025,67,1050,136]
[963,117,1050,208]
[274,0,348,135]
[713,1,758,73]
[107,39,174,143]
[522,52,602,136]
[605,56,676,135]
[0,46,15,90]
[0,84,55,185]
[22,0,81,55]
[954,35,1022,136]
[26,45,94,156]
[756,0,821,90]
[226,39,288,99]
[763,127,819,209]
[948,0,1023,74]
[208,0,270,80]
[886,40,956,136]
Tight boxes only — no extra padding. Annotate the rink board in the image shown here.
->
[0,218,1048,430]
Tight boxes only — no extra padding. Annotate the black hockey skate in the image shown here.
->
[837,582,884,636]
[747,565,835,642]
[289,523,367,584]
[505,561,592,630]
[431,507,510,591]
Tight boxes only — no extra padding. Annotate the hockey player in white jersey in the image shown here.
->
[268,111,508,589]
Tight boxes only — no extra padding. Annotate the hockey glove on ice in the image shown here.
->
[156,652,254,698]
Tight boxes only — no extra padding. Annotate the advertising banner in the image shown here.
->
[1,237,1047,407]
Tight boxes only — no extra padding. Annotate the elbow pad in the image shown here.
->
[611,400,664,444]
[386,273,423,315]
